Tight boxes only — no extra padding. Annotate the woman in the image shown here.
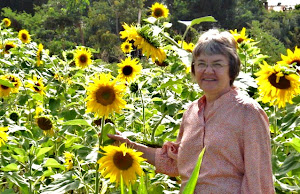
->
[108,29,275,193]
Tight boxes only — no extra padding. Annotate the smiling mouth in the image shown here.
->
[203,78,216,81]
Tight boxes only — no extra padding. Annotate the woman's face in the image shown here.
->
[194,54,231,99]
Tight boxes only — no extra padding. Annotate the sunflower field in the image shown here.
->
[0,2,300,194]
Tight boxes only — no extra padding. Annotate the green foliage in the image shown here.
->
[248,20,286,64]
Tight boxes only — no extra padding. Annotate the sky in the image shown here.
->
[267,0,300,6]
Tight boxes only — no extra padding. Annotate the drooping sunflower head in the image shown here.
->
[2,18,11,27]
[27,75,45,95]
[18,29,31,44]
[120,23,139,41]
[277,46,300,73]
[74,47,92,68]
[178,40,194,53]
[98,143,146,186]
[135,25,166,63]
[85,73,127,118]
[3,41,17,54]
[64,152,74,171]
[151,3,169,18]
[255,61,300,108]
[0,126,9,147]
[229,27,253,44]
[5,74,21,93]
[121,41,133,53]
[36,43,44,67]
[117,57,142,83]
[36,116,54,136]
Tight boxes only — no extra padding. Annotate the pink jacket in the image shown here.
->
[155,88,275,194]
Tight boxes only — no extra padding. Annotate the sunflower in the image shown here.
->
[120,23,166,63]
[178,40,194,53]
[2,18,11,27]
[18,29,31,44]
[98,143,146,186]
[151,3,169,18]
[0,127,9,147]
[5,74,21,93]
[36,43,43,67]
[36,116,54,136]
[0,75,13,98]
[121,41,133,53]
[74,47,92,68]
[85,73,126,118]
[3,41,16,54]
[64,152,74,171]
[277,46,300,72]
[27,76,46,95]
[255,61,300,108]
[230,27,253,44]
[9,112,19,122]
[117,57,142,83]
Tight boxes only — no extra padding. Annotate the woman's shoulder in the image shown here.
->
[233,88,264,112]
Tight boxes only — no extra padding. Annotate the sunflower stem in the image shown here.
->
[151,112,167,143]
[95,116,105,194]
[139,88,147,140]
[272,106,278,155]
[120,174,125,194]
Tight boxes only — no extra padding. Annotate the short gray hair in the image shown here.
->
[191,29,241,86]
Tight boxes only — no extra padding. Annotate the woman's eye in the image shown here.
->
[212,63,222,68]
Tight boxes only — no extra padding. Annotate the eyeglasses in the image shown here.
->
[194,62,228,70]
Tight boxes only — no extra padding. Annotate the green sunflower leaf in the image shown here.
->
[0,163,19,171]
[63,119,91,126]
[0,79,14,88]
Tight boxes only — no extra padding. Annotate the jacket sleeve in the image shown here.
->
[241,105,275,194]
[155,116,185,177]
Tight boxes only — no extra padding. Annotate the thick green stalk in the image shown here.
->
[95,116,105,194]
[151,112,167,143]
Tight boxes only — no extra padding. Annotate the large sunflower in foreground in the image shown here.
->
[117,57,142,83]
[255,62,300,108]
[230,27,253,44]
[85,73,126,118]
[121,41,133,53]
[4,41,16,54]
[18,29,31,44]
[36,116,54,136]
[151,3,169,18]
[98,143,146,186]
[36,43,43,67]
[277,46,300,72]
[120,23,166,63]
[0,127,9,147]
[74,47,92,68]
[26,76,45,95]
[2,18,11,27]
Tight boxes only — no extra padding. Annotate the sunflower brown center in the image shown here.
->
[22,33,28,41]
[291,60,300,67]
[5,44,14,51]
[80,55,87,63]
[237,38,244,43]
[268,73,291,89]
[113,151,133,170]
[96,86,116,106]
[154,8,163,17]
[1,85,9,89]
[122,66,133,76]
[125,45,130,49]
[34,83,41,92]
[37,117,53,131]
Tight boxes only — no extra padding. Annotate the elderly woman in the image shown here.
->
[108,29,275,193]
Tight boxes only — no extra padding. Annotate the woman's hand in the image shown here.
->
[107,131,132,146]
